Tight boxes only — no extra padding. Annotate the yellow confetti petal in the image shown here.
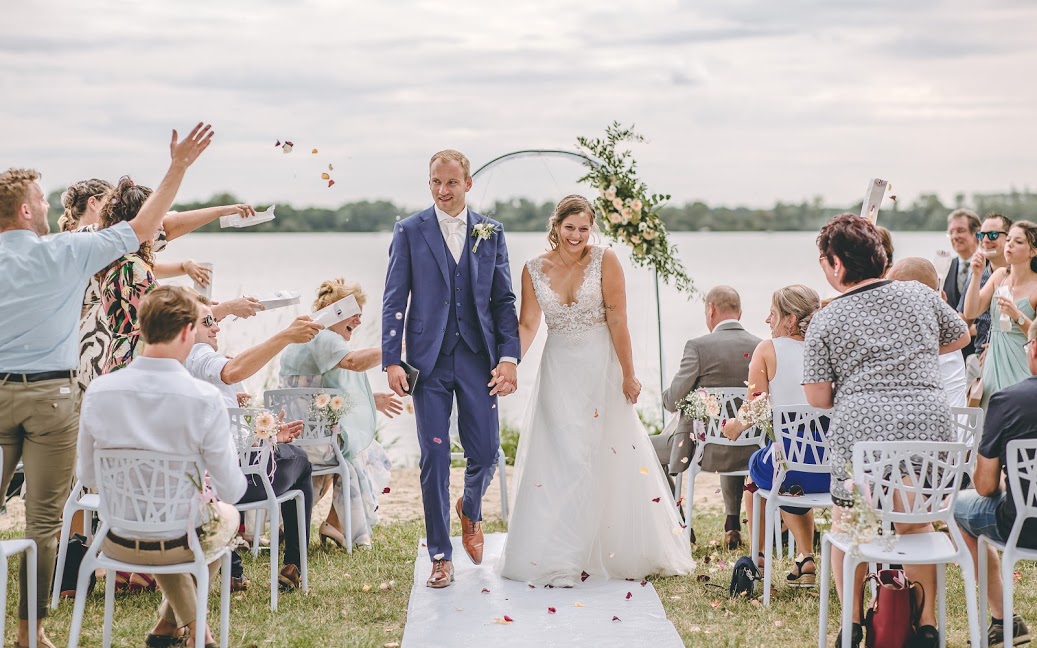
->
[362,583,372,592]
[639,467,648,475]
[574,602,585,608]
[312,148,319,154]
[321,173,331,180]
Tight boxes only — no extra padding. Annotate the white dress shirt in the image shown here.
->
[185,343,241,407]
[77,356,247,538]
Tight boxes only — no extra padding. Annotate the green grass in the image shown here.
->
[8,514,1037,647]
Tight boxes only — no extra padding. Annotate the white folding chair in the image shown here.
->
[750,405,833,605]
[979,439,1037,648]
[818,441,981,648]
[447,402,510,525]
[228,408,309,611]
[66,451,233,648]
[0,447,37,648]
[264,388,353,553]
[51,479,99,608]
[681,387,767,543]
[951,406,984,481]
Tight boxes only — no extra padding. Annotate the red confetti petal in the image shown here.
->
[481,588,490,593]
[383,487,391,494]
[328,180,336,188]
[744,353,750,358]
[640,580,647,587]
[285,141,294,147]
[711,600,720,608]
[625,592,632,600]
[275,140,281,147]
[547,607,556,614]
[651,497,661,503]
[580,571,590,582]
[675,497,684,507]
[433,437,443,444]
[528,584,535,589]
[612,616,621,622]
[503,615,514,622]
[890,194,897,201]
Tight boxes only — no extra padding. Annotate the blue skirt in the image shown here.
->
[748,443,831,494]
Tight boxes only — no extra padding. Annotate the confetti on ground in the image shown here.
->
[774,621,784,627]
[1014,571,1022,582]
[384,643,400,648]
[711,600,720,609]
[696,575,710,582]
[362,584,372,592]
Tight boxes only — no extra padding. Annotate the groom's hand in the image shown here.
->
[488,362,517,397]
[386,365,409,397]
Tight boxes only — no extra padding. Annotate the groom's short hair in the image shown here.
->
[429,150,471,179]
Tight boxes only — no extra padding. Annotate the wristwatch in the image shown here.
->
[1018,315,1027,326]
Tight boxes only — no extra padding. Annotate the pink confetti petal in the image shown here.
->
[625,592,632,600]
[383,487,391,494]
[481,588,490,593]
[433,437,443,444]
[547,607,556,614]
[651,497,661,503]
[328,180,336,188]
[275,140,281,147]
[612,616,621,622]
[639,580,647,587]
[503,615,514,623]
[581,571,590,582]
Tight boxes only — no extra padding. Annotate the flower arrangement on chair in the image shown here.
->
[309,392,355,426]
[677,390,720,428]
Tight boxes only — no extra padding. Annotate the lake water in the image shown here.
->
[159,230,950,466]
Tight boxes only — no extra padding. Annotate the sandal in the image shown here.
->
[128,572,158,593]
[787,554,816,588]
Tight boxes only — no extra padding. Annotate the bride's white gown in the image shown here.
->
[497,246,694,586]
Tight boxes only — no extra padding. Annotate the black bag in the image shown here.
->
[729,556,761,597]
[58,533,96,598]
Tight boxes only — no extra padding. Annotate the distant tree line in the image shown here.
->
[46,188,1037,234]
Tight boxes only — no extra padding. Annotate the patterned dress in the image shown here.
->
[802,280,969,503]
[100,253,156,374]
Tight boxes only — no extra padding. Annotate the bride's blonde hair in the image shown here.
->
[547,195,597,250]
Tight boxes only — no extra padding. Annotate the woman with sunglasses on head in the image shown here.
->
[963,220,1037,407]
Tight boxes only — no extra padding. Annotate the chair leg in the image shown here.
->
[269,503,279,612]
[0,554,7,648]
[497,447,509,525]
[295,493,309,593]
[341,466,353,554]
[818,535,831,648]
[960,552,983,648]
[26,545,37,648]
[763,497,774,606]
[252,510,264,558]
[749,492,761,559]
[220,552,231,648]
[683,467,698,542]
[1001,551,1016,648]
[66,558,96,648]
[195,567,210,648]
[937,563,946,648]
[103,567,116,648]
[978,537,990,648]
[52,503,76,609]
[841,551,857,648]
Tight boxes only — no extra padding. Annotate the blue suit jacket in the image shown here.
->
[381,206,521,376]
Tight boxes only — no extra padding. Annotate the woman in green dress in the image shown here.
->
[279,278,403,547]
[963,221,1037,407]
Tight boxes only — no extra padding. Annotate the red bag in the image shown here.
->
[860,569,924,648]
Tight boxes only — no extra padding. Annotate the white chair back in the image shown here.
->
[702,387,767,448]
[93,449,204,538]
[227,408,273,477]
[1005,439,1037,547]
[771,405,832,475]
[951,406,984,474]
[852,441,967,525]
[264,388,345,448]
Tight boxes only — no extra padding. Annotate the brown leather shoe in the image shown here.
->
[278,564,301,592]
[426,559,454,588]
[724,529,742,550]
[456,498,484,565]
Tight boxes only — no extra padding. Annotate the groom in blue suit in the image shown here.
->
[382,150,520,588]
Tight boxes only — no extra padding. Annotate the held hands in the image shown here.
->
[182,259,211,287]
[169,123,214,169]
[386,365,409,398]
[375,392,404,418]
[488,362,517,397]
[282,316,323,344]
[623,374,641,404]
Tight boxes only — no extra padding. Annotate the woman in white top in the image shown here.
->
[722,285,825,586]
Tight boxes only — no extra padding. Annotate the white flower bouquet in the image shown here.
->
[736,391,773,441]
[677,389,720,423]
[310,392,355,425]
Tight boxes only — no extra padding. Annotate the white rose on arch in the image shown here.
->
[643,229,656,241]
[630,198,643,212]
[604,185,618,201]
[611,197,624,210]
[621,208,632,221]
[609,212,623,224]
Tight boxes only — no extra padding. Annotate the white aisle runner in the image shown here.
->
[402,534,685,648]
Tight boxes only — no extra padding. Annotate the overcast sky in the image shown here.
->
[4,0,1036,212]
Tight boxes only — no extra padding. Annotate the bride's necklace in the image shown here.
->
[557,247,589,272]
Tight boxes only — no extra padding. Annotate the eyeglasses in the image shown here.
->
[201,315,216,328]
[1025,339,1036,351]
[976,231,1008,242]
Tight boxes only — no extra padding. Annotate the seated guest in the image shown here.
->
[77,286,245,648]
[721,285,827,584]
[0,125,210,648]
[661,285,760,548]
[887,257,968,408]
[876,225,895,276]
[186,296,322,590]
[279,278,400,548]
[953,319,1037,647]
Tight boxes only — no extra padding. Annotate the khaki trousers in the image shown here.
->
[101,502,238,627]
[0,375,80,619]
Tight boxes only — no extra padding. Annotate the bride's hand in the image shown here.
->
[623,375,641,404]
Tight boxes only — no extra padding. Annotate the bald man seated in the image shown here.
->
[887,257,968,408]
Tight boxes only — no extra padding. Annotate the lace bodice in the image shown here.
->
[527,246,607,338]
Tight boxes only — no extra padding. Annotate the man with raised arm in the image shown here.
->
[0,123,213,648]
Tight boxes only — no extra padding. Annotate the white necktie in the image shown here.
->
[442,219,463,263]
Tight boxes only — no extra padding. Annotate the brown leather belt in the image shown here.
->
[0,370,76,383]
[107,529,202,551]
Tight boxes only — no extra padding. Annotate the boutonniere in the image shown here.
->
[471,223,499,253]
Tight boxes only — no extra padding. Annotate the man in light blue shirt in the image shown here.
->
[0,123,214,648]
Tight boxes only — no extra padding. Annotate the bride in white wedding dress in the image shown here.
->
[497,195,694,587]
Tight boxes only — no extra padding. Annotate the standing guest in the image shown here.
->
[887,257,969,408]
[279,278,401,548]
[661,285,760,548]
[943,209,982,357]
[803,213,970,648]
[96,178,262,374]
[186,297,322,591]
[78,286,245,648]
[0,123,213,648]
[721,285,826,584]
[953,319,1037,647]
[959,213,1013,366]
[962,221,1037,408]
